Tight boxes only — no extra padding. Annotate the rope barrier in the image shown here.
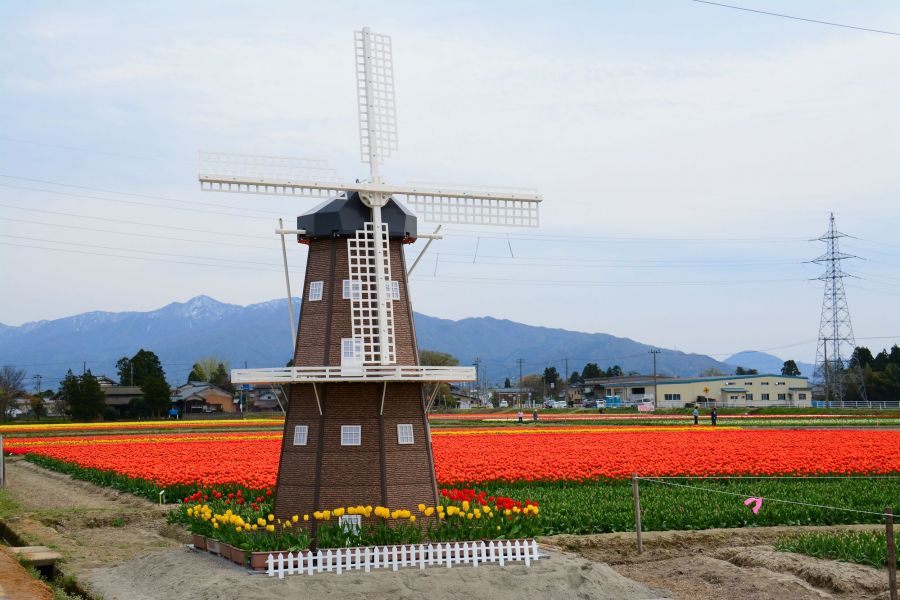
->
[635,476,893,518]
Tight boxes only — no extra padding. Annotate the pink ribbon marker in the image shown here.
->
[743,497,763,514]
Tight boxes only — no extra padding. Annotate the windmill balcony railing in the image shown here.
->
[231,365,477,385]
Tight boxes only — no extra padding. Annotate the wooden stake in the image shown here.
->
[0,434,5,487]
[887,506,897,600]
[632,473,643,554]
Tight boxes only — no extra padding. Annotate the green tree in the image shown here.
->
[605,365,623,378]
[849,347,875,370]
[117,349,165,386]
[419,350,460,408]
[734,366,758,375]
[568,371,582,385]
[141,376,171,418]
[781,360,801,376]
[581,363,602,380]
[210,363,233,393]
[67,370,107,421]
[542,367,560,396]
[503,377,511,388]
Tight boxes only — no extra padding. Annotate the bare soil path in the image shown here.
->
[547,527,892,599]
[3,458,186,574]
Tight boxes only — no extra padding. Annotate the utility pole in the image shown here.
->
[82,361,86,376]
[517,358,524,386]
[649,349,661,409]
[473,357,481,401]
[32,374,42,395]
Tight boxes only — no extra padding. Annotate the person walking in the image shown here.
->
[693,405,699,425]
[710,407,718,426]
[532,408,539,423]
[517,409,524,424]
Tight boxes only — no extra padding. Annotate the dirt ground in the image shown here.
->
[0,548,54,600]
[548,527,892,599]
[2,458,894,600]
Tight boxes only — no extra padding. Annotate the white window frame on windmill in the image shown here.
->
[341,338,364,375]
[339,514,362,533]
[308,281,323,302]
[389,280,400,301]
[342,280,362,300]
[293,425,309,446]
[397,423,414,444]
[341,425,362,446]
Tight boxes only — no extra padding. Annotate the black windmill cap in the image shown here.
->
[296,192,417,239]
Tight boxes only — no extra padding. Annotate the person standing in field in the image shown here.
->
[517,409,524,424]
[693,405,699,425]
[532,409,539,423]
[711,407,718,426]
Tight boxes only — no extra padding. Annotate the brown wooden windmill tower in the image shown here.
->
[198,27,542,521]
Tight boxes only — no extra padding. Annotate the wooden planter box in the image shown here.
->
[228,544,246,566]
[250,551,271,571]
[205,539,221,555]
[191,534,207,551]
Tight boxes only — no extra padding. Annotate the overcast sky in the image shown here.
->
[1,0,899,364]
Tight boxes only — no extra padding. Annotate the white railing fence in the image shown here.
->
[266,539,540,578]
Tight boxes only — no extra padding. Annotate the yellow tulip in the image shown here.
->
[267,514,275,522]
[409,515,416,523]
[266,524,275,532]
[303,514,309,522]
[292,515,299,523]
[418,503,426,512]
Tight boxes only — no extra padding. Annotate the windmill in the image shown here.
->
[199,28,542,520]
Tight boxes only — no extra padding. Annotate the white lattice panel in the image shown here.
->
[400,194,540,227]
[355,28,397,166]
[198,152,340,183]
[348,223,395,364]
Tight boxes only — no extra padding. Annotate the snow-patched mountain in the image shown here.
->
[1,296,734,385]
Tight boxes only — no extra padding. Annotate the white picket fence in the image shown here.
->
[265,539,540,578]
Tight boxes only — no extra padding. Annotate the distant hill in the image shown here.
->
[725,351,815,378]
[0,295,735,386]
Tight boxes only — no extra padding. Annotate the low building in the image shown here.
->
[171,383,238,414]
[494,387,531,407]
[584,373,812,408]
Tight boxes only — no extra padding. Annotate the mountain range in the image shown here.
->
[0,296,808,387]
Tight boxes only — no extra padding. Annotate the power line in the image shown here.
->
[443,227,807,244]
[0,174,286,217]
[411,274,805,287]
[0,216,276,250]
[0,135,193,165]
[691,0,900,36]
[0,234,287,267]
[0,182,275,221]
[0,241,301,274]
[0,202,272,239]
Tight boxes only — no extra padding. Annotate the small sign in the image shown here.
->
[241,384,252,391]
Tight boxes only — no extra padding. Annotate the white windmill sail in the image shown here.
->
[200,26,542,379]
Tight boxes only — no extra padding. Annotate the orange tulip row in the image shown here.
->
[8,428,900,488]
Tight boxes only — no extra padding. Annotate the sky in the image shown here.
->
[1,0,899,366]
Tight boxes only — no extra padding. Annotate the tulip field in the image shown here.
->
[6,422,900,534]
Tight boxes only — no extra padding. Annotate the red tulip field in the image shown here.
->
[7,423,900,534]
